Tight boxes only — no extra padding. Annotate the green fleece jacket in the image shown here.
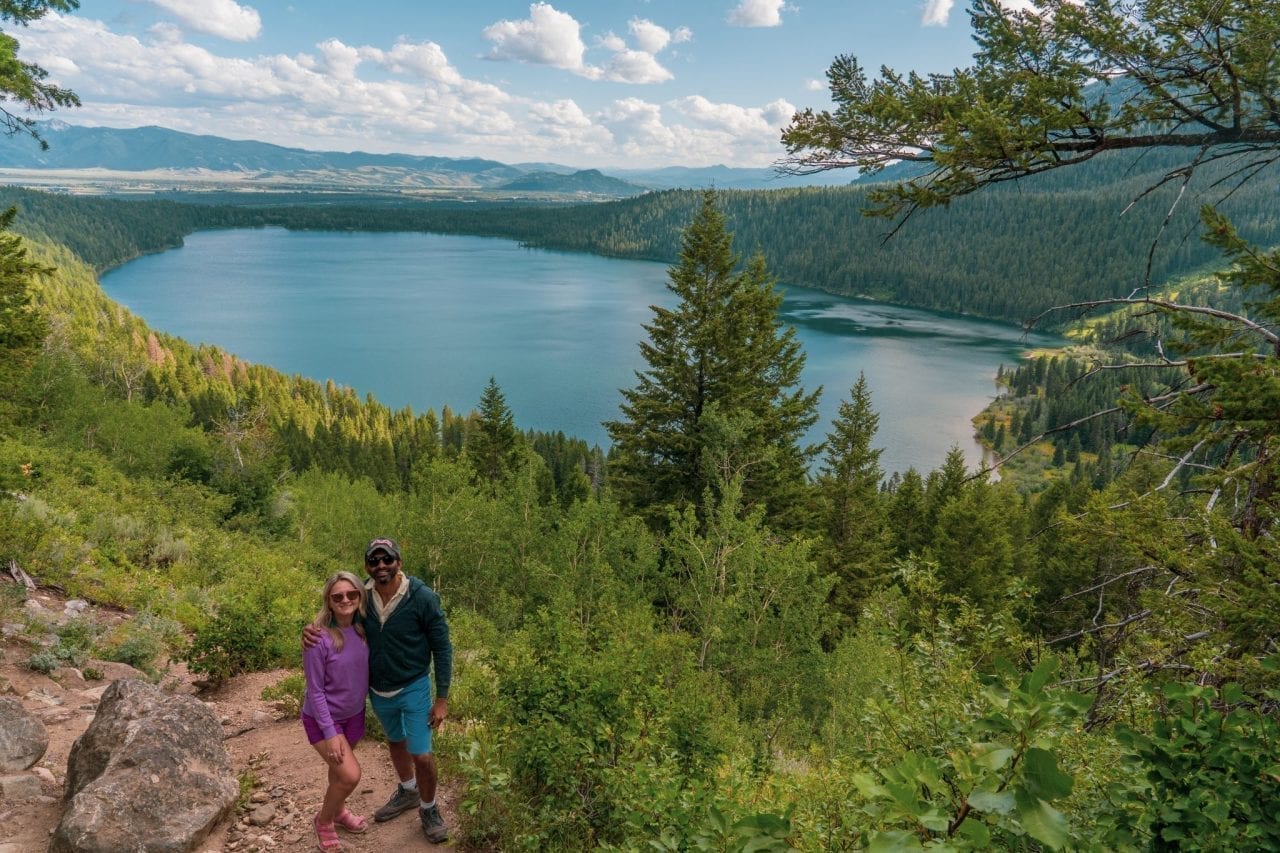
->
[362,575,452,698]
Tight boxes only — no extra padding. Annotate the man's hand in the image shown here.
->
[429,697,448,729]
[302,623,324,649]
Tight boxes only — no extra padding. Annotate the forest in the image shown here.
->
[2,1,1279,850]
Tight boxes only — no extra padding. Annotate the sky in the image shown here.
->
[15,1,1011,168]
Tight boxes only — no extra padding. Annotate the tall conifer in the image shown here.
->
[605,190,818,528]
[816,374,891,625]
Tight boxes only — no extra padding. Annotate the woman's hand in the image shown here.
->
[323,733,348,766]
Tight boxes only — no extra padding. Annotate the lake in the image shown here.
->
[100,228,1057,476]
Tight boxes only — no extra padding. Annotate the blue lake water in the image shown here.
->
[100,228,1057,475]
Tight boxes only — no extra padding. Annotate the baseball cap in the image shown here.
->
[364,537,401,561]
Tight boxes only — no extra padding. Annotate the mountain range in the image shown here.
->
[0,123,853,195]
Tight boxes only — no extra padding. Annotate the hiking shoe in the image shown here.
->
[373,784,418,822]
[420,803,449,844]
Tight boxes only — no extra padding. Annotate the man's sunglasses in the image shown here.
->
[366,554,397,567]
[329,590,361,603]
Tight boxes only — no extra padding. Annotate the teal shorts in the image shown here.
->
[368,674,434,756]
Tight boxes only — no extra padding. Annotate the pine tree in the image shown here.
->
[0,207,50,405]
[468,377,519,484]
[605,190,819,528]
[815,374,891,625]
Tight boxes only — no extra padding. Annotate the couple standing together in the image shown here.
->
[301,537,453,851]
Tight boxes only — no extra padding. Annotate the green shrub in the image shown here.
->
[101,613,182,677]
[182,595,288,684]
[26,650,60,674]
[260,672,305,719]
[56,615,102,653]
[1099,675,1280,850]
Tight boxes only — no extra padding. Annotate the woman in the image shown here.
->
[303,571,370,851]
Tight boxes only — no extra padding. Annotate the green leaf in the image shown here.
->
[1014,789,1073,851]
[867,830,926,853]
[1026,656,1058,694]
[1023,747,1073,800]
[955,818,992,848]
[975,745,1015,771]
[968,789,1016,816]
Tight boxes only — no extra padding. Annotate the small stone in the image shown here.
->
[255,834,276,848]
[1,624,23,638]
[248,804,276,826]
[64,599,89,613]
[35,794,57,805]
[221,717,232,725]
[250,710,274,725]
[270,786,286,798]
[0,773,43,800]
[31,766,56,785]
[23,690,63,707]
[250,791,270,804]
[80,685,109,702]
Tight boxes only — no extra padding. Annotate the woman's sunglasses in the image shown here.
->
[366,554,397,567]
[329,590,361,604]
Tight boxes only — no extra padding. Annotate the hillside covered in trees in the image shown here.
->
[3,0,1279,849]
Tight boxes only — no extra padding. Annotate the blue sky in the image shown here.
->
[17,1,1010,167]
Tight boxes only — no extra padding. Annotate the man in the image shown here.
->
[305,537,453,844]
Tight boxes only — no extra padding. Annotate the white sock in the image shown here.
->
[399,778,418,792]
[420,799,435,810]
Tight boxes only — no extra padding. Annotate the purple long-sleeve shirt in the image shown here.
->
[301,625,369,740]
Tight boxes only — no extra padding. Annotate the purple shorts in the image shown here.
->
[302,710,366,747]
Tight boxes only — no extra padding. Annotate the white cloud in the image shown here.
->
[19,10,783,167]
[672,27,693,44]
[728,0,787,27]
[629,18,671,54]
[604,49,673,84]
[481,2,600,79]
[360,40,464,86]
[671,95,795,135]
[804,78,825,91]
[921,0,955,27]
[145,0,261,41]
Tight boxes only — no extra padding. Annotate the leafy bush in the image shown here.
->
[260,672,305,719]
[101,612,182,677]
[182,595,287,684]
[462,606,729,851]
[1099,675,1280,850]
[25,650,60,674]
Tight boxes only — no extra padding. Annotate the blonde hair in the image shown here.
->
[311,571,367,652]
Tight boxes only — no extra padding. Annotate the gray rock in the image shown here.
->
[248,804,276,826]
[0,773,42,800]
[50,679,238,853]
[64,599,89,614]
[0,696,48,771]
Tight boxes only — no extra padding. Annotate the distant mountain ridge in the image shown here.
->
[0,122,852,193]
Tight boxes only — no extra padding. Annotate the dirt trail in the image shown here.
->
[0,587,460,853]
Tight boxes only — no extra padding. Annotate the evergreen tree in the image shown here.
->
[815,374,891,625]
[605,190,819,528]
[0,207,48,404]
[468,377,519,485]
[888,467,929,557]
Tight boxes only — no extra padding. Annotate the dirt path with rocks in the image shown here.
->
[0,586,461,853]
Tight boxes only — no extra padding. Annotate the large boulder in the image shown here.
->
[0,696,48,771]
[50,679,238,853]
